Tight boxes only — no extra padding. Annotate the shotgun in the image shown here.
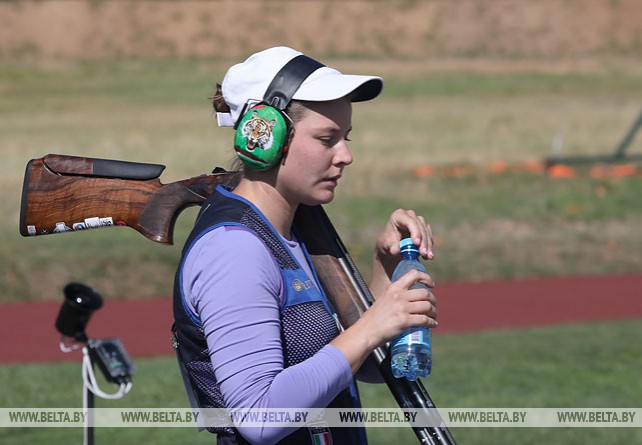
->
[20,153,456,445]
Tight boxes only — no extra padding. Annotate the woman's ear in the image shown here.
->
[281,128,296,157]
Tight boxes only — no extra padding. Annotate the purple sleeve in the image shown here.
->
[181,226,353,444]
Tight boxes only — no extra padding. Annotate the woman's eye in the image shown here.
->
[318,131,351,146]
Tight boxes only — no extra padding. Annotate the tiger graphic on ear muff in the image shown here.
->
[233,55,324,171]
[234,105,290,171]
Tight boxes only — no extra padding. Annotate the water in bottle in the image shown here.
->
[390,238,432,381]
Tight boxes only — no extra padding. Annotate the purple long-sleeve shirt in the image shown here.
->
[181,225,354,443]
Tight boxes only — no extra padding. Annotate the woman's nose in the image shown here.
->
[335,141,353,166]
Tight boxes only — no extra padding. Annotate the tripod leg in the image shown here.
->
[83,348,95,445]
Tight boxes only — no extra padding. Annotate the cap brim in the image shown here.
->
[292,72,383,103]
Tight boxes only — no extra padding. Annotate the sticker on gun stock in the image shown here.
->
[100,217,114,226]
[84,217,101,229]
[72,222,87,230]
[27,225,37,236]
[53,222,72,233]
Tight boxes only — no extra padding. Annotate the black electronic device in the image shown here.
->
[55,282,103,342]
[88,338,135,384]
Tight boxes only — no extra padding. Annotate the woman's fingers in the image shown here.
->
[392,269,435,291]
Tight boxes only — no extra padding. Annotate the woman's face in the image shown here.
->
[276,98,353,206]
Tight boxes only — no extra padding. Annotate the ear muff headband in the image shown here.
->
[262,55,324,110]
[234,55,324,170]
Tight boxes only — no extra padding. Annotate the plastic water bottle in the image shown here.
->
[390,238,432,381]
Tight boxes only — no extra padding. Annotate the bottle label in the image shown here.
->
[396,329,430,347]
[409,331,424,343]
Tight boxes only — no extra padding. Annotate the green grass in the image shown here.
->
[329,171,642,282]
[0,59,228,111]
[380,70,642,98]
[1,321,640,444]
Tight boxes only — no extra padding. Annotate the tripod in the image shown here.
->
[56,282,134,445]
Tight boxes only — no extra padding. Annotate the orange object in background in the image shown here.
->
[547,164,576,178]
[487,161,509,173]
[589,164,638,179]
[414,165,436,177]
[609,164,637,177]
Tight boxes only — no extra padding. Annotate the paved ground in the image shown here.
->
[1,274,641,364]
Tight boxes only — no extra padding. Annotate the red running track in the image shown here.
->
[1,274,641,364]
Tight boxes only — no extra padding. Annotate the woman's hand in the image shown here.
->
[362,268,437,346]
[370,209,435,297]
[332,208,438,374]
[330,267,437,374]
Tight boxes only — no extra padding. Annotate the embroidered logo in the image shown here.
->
[292,278,313,292]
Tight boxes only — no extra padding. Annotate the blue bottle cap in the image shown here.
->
[399,238,418,251]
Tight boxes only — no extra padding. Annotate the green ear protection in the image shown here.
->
[233,55,324,171]
[234,104,290,171]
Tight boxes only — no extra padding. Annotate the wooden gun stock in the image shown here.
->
[20,154,237,244]
[20,154,455,445]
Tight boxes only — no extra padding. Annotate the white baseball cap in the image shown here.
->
[217,46,383,127]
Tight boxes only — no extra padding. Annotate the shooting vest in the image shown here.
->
[172,185,367,445]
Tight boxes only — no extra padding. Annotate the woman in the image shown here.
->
[172,46,437,445]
